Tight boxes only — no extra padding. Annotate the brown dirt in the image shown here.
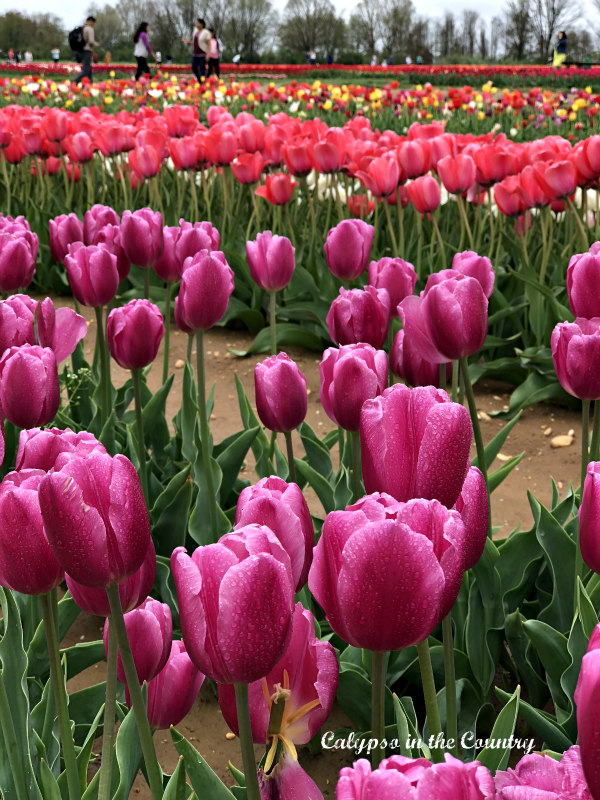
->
[58,305,582,796]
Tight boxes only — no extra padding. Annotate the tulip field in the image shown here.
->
[2,68,600,800]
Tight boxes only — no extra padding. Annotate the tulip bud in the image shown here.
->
[153,226,182,283]
[360,384,472,508]
[319,344,387,432]
[368,257,417,313]
[452,467,489,570]
[16,427,106,471]
[324,220,375,282]
[437,154,476,195]
[356,155,400,198]
[107,299,165,370]
[567,252,600,318]
[451,251,495,298]
[175,251,234,331]
[49,213,84,263]
[172,525,295,684]
[145,640,205,730]
[0,345,59,429]
[575,626,600,798]
[104,597,172,685]
[254,353,307,433]
[83,204,120,245]
[65,243,119,307]
[0,229,38,291]
[246,231,295,292]
[551,318,600,400]
[231,152,264,184]
[175,222,216,266]
[495,746,589,798]
[326,286,390,350]
[255,173,298,205]
[260,758,324,800]
[0,470,63,595]
[407,175,441,214]
[39,452,151,588]
[120,208,164,268]
[95,224,130,281]
[390,329,451,388]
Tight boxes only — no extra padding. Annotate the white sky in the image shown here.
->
[1,0,599,40]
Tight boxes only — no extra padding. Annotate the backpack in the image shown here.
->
[69,26,85,52]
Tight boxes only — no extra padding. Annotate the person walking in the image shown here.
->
[553,31,568,67]
[207,30,220,78]
[133,21,154,80]
[182,18,211,84]
[74,16,99,84]
[51,46,60,64]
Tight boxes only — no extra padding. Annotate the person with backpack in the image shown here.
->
[133,21,154,81]
[207,30,220,78]
[72,16,99,84]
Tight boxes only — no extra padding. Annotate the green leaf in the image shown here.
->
[112,704,144,800]
[294,458,335,515]
[504,611,548,710]
[171,729,236,799]
[62,641,106,681]
[150,467,193,556]
[495,687,573,750]
[214,427,260,505]
[27,593,80,681]
[179,361,198,465]
[163,757,189,800]
[393,694,430,759]
[39,758,62,800]
[141,374,174,455]
[472,411,522,471]
[488,453,525,493]
[523,620,570,717]
[477,686,520,771]
[230,323,324,356]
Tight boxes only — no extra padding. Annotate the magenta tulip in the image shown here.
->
[39,452,151,588]
[551,318,600,400]
[49,213,84,263]
[360,384,472,508]
[0,345,59,429]
[235,477,313,591]
[65,243,119,307]
[0,229,38,291]
[495,746,590,800]
[153,226,182,283]
[172,525,295,684]
[254,353,307,433]
[16,427,106,471]
[218,603,338,750]
[578,462,600,573]
[144,640,205,730]
[390,329,451,388]
[66,540,156,617]
[326,286,391,350]
[308,494,466,651]
[120,208,164,267]
[0,469,63,595]
[451,251,495,298]
[175,222,216,265]
[107,299,165,370]
[367,257,417,314]
[180,219,220,250]
[95,224,130,281]
[452,467,489,571]
[246,231,295,292]
[568,252,600,319]
[260,758,324,800]
[575,629,600,799]
[319,344,388,431]
[104,597,172,685]
[83,204,120,245]
[175,251,234,331]
[324,219,375,281]
[399,274,488,363]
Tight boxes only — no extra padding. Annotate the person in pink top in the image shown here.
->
[133,21,154,81]
[207,30,221,78]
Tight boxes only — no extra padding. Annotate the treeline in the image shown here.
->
[0,0,596,65]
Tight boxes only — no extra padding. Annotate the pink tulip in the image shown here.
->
[283,144,312,177]
[309,494,466,651]
[83,204,120,245]
[95,224,130,281]
[390,329,451,388]
[144,640,205,730]
[551,318,600,400]
[309,139,345,173]
[218,603,337,750]
[452,467,489,570]
[356,155,400,197]
[0,345,59,429]
[16,427,106,471]
[66,540,156,617]
[326,286,390,349]
[319,344,388,431]
[567,252,600,318]
[533,159,577,200]
[260,757,324,800]
[437,154,476,194]
[49,213,84,263]
[104,597,172,685]
[231,152,264,184]
[171,525,295,684]
[255,173,298,205]
[65,243,119,307]
[360,384,472,507]
[246,231,295,292]
[175,223,216,265]
[153,226,183,283]
[181,219,220,250]
[39,452,151,588]
[399,274,488,363]
[120,208,164,268]
[324,220,375,282]
[206,125,237,165]
[575,629,600,799]
[451,251,495,298]
[579,462,600,573]
[255,353,307,433]
[368,257,417,314]
[129,145,162,180]
[407,175,441,214]
[399,140,431,178]
[0,469,63,595]
[175,251,234,331]
[495,746,590,800]
[0,229,38,291]
[107,299,165,370]
[235,477,313,591]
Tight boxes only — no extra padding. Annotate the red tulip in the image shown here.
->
[324,219,375,282]
[144,640,205,730]
[575,625,600,798]
[128,144,162,180]
[356,155,400,197]
[65,243,119,307]
[255,173,298,205]
[437,154,476,194]
[83,204,120,246]
[551,318,600,400]
[407,175,441,214]
[231,152,263,184]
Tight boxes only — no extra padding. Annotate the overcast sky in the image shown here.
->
[3,0,599,38]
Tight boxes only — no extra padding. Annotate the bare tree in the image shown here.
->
[349,0,380,58]
[460,10,479,57]
[409,17,431,61]
[380,0,415,60]
[280,0,342,57]
[531,0,580,61]
[437,11,457,58]
[504,0,531,59]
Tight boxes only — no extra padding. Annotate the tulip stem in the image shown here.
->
[451,360,459,404]
[94,306,111,429]
[351,431,362,502]
[143,270,149,300]
[1,156,11,216]
[431,215,446,267]
[106,585,163,800]
[438,363,447,392]
[581,400,591,491]
[284,430,296,483]
[567,197,589,251]
[99,618,117,800]
[370,651,387,768]
[234,683,261,800]
[416,639,444,763]
[186,333,193,363]
[39,590,82,800]
[0,671,31,800]
[459,356,491,537]
[132,370,149,505]
[590,400,600,462]
[162,282,172,385]
[196,330,219,541]
[457,195,474,250]
[269,291,277,355]
[442,615,458,757]
[383,201,398,254]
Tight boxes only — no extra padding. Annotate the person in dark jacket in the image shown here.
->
[553,31,567,67]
